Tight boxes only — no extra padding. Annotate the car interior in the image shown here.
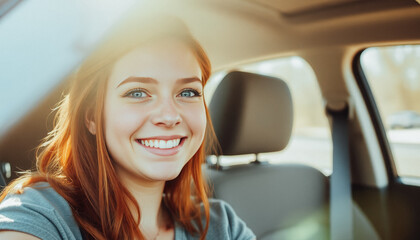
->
[1,0,420,239]
[205,70,382,240]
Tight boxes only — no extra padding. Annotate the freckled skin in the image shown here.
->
[103,39,206,183]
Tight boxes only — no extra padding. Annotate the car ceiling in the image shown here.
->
[182,0,420,69]
[248,0,361,15]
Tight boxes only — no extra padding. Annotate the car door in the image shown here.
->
[353,45,420,240]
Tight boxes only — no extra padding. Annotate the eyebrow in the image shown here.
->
[117,76,202,88]
[117,77,157,88]
[178,77,202,84]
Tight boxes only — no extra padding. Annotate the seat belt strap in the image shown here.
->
[329,106,353,240]
[0,164,6,190]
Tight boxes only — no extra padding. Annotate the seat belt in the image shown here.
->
[329,106,353,240]
[0,162,11,191]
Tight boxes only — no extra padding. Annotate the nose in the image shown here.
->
[151,98,181,128]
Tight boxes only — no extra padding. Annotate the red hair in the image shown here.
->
[0,14,215,240]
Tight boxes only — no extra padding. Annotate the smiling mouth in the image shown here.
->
[136,137,186,149]
[135,137,187,157]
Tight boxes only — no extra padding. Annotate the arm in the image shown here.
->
[0,230,41,240]
[0,183,82,240]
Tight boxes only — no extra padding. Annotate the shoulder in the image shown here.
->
[0,182,82,240]
[206,199,256,240]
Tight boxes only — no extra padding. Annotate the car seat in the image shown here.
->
[204,71,380,240]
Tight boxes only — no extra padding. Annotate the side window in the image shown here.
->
[205,57,332,175]
[360,45,420,180]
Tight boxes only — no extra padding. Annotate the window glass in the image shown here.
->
[205,56,332,175]
[360,45,420,179]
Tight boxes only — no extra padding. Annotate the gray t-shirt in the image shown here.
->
[0,182,255,240]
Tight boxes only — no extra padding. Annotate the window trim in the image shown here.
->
[352,50,398,184]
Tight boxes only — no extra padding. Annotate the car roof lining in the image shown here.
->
[179,0,420,69]
[248,0,361,16]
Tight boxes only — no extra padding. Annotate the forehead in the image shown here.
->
[108,38,202,86]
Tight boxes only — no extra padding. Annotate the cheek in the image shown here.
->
[184,103,207,140]
[104,100,147,140]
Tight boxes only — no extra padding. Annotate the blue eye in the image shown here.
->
[124,89,148,98]
[180,89,201,98]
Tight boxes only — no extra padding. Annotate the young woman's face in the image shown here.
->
[103,38,206,182]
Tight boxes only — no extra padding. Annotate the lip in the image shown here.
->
[136,136,187,156]
[138,135,185,141]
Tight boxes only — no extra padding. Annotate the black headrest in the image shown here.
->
[209,71,293,155]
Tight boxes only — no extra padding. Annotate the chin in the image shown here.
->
[146,167,183,181]
[149,173,180,181]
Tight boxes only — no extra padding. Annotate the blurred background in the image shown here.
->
[206,45,420,179]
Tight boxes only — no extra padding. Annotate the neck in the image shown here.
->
[116,168,169,236]
[131,181,166,229]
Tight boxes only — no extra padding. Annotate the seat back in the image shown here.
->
[205,71,329,239]
[206,164,329,239]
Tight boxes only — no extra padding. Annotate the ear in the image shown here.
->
[85,112,97,135]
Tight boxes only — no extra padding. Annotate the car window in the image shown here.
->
[0,0,136,138]
[205,57,332,175]
[360,45,420,180]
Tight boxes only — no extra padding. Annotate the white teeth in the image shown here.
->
[159,140,166,149]
[140,138,182,149]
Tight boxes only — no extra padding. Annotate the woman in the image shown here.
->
[0,13,255,240]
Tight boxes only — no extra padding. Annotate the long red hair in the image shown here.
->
[0,14,215,240]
